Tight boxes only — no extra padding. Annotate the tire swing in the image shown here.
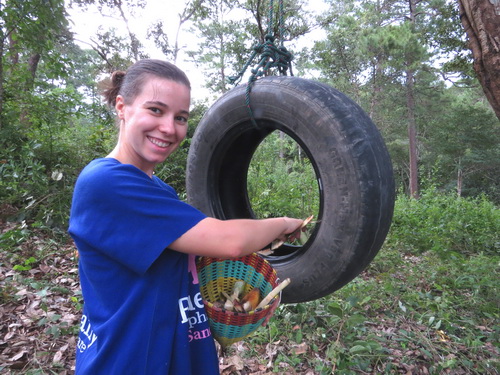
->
[186,4,395,304]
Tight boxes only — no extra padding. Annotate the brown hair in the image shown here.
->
[101,59,191,107]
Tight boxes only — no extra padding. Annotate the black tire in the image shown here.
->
[186,76,395,303]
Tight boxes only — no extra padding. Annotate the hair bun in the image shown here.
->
[111,71,126,86]
[101,70,126,108]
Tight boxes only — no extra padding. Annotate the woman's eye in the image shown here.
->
[149,107,161,114]
[176,116,188,124]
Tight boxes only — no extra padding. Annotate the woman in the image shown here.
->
[68,59,303,374]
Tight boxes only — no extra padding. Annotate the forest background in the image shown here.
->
[0,0,498,374]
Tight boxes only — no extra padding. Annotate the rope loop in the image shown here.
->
[226,0,294,129]
[264,33,275,43]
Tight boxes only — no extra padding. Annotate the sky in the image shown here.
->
[66,0,329,100]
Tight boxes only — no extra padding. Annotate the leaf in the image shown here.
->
[349,345,368,354]
[295,329,303,343]
[419,347,432,360]
[327,302,343,318]
[50,313,62,322]
[398,300,407,313]
[347,314,366,326]
[360,296,372,305]
[10,350,27,361]
[347,295,360,307]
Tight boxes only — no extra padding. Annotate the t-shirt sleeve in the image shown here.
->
[69,160,206,274]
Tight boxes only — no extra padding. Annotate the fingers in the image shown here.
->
[286,228,302,242]
[283,217,305,235]
[285,215,315,243]
[260,216,313,256]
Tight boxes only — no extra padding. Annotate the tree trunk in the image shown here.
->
[406,68,419,199]
[0,35,4,130]
[369,58,383,125]
[459,0,500,120]
[406,0,419,199]
[457,165,463,197]
[27,53,41,89]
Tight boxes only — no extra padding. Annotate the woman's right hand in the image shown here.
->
[276,217,307,243]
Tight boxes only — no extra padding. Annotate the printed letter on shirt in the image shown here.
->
[78,314,98,353]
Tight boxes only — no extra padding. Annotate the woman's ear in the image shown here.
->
[115,95,125,119]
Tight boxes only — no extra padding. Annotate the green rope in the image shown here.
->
[227,0,293,129]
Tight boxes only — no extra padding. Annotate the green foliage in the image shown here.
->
[187,12,251,93]
[1,0,69,57]
[70,0,148,64]
[247,131,320,219]
[0,0,497,231]
[187,0,312,94]
[311,3,366,100]
[1,0,108,228]
[91,27,141,72]
[386,190,499,257]
[0,223,31,254]
[364,22,430,72]
[422,88,500,202]
[307,0,497,201]
[1,0,499,372]
[13,256,37,272]
[0,121,115,228]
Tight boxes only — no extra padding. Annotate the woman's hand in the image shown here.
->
[276,215,313,243]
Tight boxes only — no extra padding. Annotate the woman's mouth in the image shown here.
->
[148,136,171,148]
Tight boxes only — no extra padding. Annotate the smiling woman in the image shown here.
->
[68,59,305,375]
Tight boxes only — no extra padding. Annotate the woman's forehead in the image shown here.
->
[137,78,190,107]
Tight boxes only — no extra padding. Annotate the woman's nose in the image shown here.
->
[159,116,176,135]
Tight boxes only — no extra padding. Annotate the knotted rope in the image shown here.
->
[227,0,294,128]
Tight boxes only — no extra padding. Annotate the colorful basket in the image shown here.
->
[197,253,281,348]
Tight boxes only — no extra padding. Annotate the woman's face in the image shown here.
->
[114,77,190,176]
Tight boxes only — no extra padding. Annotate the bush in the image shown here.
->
[385,190,499,257]
[247,131,320,219]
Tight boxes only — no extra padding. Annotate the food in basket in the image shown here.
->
[221,282,260,313]
[218,278,291,313]
[241,288,261,312]
[223,280,245,310]
[257,277,290,309]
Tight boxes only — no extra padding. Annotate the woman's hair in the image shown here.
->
[101,59,191,107]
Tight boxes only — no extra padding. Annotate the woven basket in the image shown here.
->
[197,253,281,348]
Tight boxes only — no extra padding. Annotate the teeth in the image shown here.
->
[149,137,170,147]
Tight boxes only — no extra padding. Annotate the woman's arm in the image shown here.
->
[169,217,304,259]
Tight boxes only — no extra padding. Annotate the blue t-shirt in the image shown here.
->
[68,158,219,375]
